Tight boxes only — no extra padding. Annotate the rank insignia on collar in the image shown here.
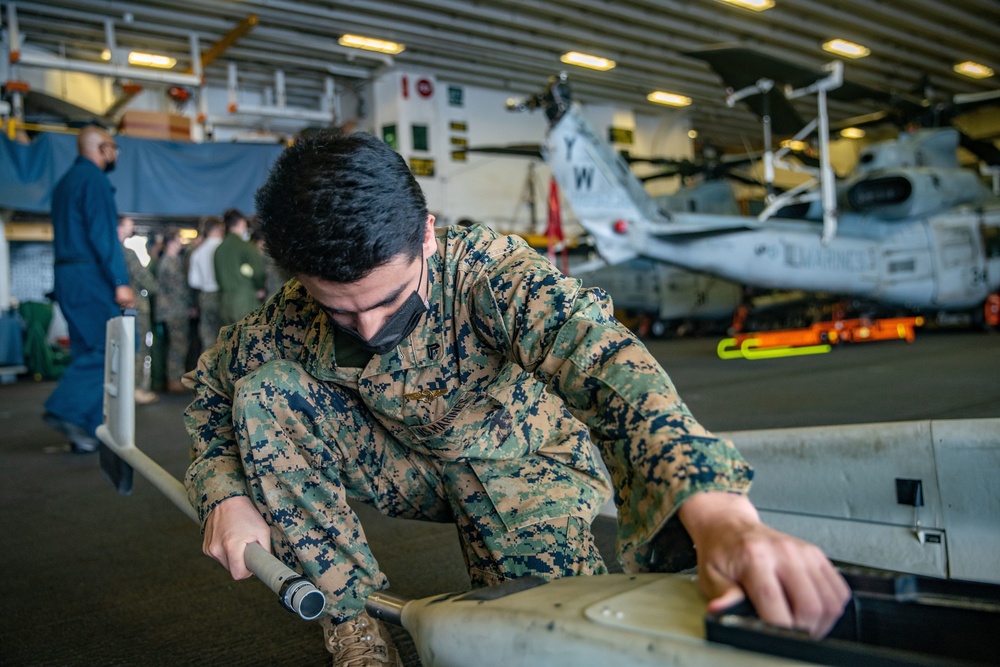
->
[404,388,447,403]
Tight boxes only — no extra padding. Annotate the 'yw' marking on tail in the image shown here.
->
[563,136,576,159]
[573,166,594,190]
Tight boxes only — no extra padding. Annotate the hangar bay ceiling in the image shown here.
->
[3,0,999,151]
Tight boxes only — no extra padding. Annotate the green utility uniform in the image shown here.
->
[184,224,752,622]
[155,253,194,387]
[124,246,156,392]
[213,232,265,325]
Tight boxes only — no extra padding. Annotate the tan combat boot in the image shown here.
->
[320,609,403,666]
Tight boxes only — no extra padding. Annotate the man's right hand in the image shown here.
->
[115,285,136,309]
[202,495,272,580]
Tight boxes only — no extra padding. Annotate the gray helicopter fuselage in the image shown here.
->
[546,103,1000,312]
[656,208,999,309]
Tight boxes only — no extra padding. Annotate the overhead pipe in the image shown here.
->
[4,2,27,135]
[275,69,285,109]
[6,2,21,60]
[15,50,204,87]
[323,77,340,121]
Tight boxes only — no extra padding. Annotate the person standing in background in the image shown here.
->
[214,208,266,325]
[43,125,134,453]
[117,215,158,405]
[252,228,291,300]
[156,230,194,393]
[187,216,224,353]
[145,232,165,275]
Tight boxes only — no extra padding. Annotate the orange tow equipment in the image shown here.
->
[986,294,1000,328]
[718,316,924,360]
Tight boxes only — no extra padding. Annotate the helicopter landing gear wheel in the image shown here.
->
[650,320,670,338]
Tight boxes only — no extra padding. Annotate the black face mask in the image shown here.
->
[334,258,429,355]
[104,160,117,174]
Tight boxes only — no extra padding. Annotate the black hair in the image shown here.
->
[200,216,223,236]
[222,208,245,232]
[254,129,428,283]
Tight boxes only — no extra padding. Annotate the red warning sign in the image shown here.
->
[416,78,434,98]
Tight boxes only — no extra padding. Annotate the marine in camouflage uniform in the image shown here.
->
[184,131,847,661]
[184,223,752,621]
[156,232,194,390]
[214,213,266,326]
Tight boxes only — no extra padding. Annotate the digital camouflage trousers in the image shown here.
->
[232,359,608,622]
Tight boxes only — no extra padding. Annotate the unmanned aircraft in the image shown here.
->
[512,68,1000,318]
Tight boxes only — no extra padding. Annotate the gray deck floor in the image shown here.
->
[3,329,999,666]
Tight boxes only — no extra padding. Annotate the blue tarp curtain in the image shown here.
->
[0,132,286,217]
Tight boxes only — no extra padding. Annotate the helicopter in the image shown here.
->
[463,142,748,334]
[511,68,1000,320]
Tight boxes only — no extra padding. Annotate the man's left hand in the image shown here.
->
[115,285,136,309]
[678,491,851,638]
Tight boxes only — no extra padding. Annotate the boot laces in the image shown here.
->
[325,612,398,666]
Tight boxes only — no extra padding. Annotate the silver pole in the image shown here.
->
[98,314,325,621]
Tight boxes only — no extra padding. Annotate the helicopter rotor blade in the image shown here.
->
[959,134,1000,166]
[464,144,543,158]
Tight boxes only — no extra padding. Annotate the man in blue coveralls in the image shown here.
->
[44,125,135,453]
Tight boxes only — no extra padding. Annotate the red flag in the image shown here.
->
[546,178,569,275]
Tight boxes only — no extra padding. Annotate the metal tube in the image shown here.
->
[97,426,197,522]
[229,103,335,122]
[95,422,327,620]
[97,314,327,624]
[16,51,202,86]
[7,3,21,57]
[189,32,202,80]
[245,542,326,621]
[103,19,117,62]
[366,590,411,627]
[275,69,286,108]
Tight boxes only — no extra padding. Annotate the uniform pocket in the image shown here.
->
[469,453,610,532]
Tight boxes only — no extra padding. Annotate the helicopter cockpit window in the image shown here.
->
[981,223,1000,259]
[939,227,975,269]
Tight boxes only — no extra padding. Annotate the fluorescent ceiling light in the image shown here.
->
[104,48,176,68]
[647,91,692,107]
[716,0,775,11]
[560,51,616,71]
[338,34,405,54]
[781,139,809,151]
[840,127,866,139]
[953,61,994,79]
[127,51,177,69]
[822,39,870,59]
